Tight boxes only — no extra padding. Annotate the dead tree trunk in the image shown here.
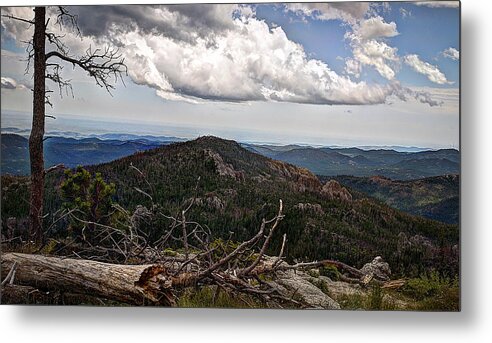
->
[3,7,127,244]
[29,7,46,244]
[1,253,179,306]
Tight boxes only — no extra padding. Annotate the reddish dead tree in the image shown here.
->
[2,7,127,243]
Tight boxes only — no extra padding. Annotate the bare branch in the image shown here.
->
[45,48,128,95]
[1,14,35,26]
[54,6,80,36]
[274,233,287,269]
[1,262,17,286]
[240,199,283,276]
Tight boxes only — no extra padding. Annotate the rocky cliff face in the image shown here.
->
[204,144,322,194]
[321,180,353,202]
[204,149,245,182]
[266,160,321,193]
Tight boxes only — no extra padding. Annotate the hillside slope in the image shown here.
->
[333,175,459,224]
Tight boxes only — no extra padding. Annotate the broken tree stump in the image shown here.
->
[1,253,182,306]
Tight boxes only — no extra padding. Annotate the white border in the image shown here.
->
[2,1,491,342]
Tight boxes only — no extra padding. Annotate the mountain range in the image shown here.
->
[2,133,459,181]
[242,143,460,180]
[1,134,171,175]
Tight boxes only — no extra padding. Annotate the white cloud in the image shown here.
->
[350,38,400,80]
[345,58,361,78]
[342,16,400,81]
[411,86,458,104]
[285,2,405,87]
[442,47,460,60]
[413,1,460,8]
[404,54,453,84]
[284,3,370,24]
[117,16,406,105]
[1,76,17,89]
[1,7,34,43]
[399,8,412,19]
[284,4,401,81]
[1,76,29,90]
[357,16,399,40]
[1,5,442,107]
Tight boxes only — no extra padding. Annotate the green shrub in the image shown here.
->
[319,264,341,281]
[338,294,366,310]
[307,269,320,278]
[309,278,331,296]
[337,287,402,311]
[162,247,178,257]
[402,271,459,311]
[60,166,116,242]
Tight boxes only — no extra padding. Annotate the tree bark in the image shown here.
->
[1,253,184,306]
[29,7,46,244]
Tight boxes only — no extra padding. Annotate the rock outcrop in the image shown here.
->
[318,276,365,298]
[294,203,325,215]
[266,160,322,193]
[194,195,225,211]
[360,256,391,281]
[272,269,340,309]
[321,180,353,202]
[204,149,245,181]
[397,232,436,258]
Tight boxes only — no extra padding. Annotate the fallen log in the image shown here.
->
[1,251,393,307]
[0,253,196,306]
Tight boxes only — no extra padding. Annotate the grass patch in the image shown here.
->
[177,286,262,309]
[337,286,401,311]
[402,272,459,311]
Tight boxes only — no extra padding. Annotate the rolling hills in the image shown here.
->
[332,175,459,224]
[243,143,459,180]
[1,134,165,175]
[3,133,459,181]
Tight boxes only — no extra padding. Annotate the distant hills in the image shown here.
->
[243,143,459,180]
[332,174,459,224]
[2,133,459,181]
[1,134,172,175]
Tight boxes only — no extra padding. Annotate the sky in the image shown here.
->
[0,1,460,148]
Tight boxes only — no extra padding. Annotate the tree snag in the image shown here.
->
[29,7,46,244]
[2,6,127,244]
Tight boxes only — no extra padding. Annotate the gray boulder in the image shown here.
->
[360,256,391,281]
[273,269,340,309]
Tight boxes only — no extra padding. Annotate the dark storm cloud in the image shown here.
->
[67,4,236,43]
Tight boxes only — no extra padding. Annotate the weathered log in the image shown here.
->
[0,253,192,306]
